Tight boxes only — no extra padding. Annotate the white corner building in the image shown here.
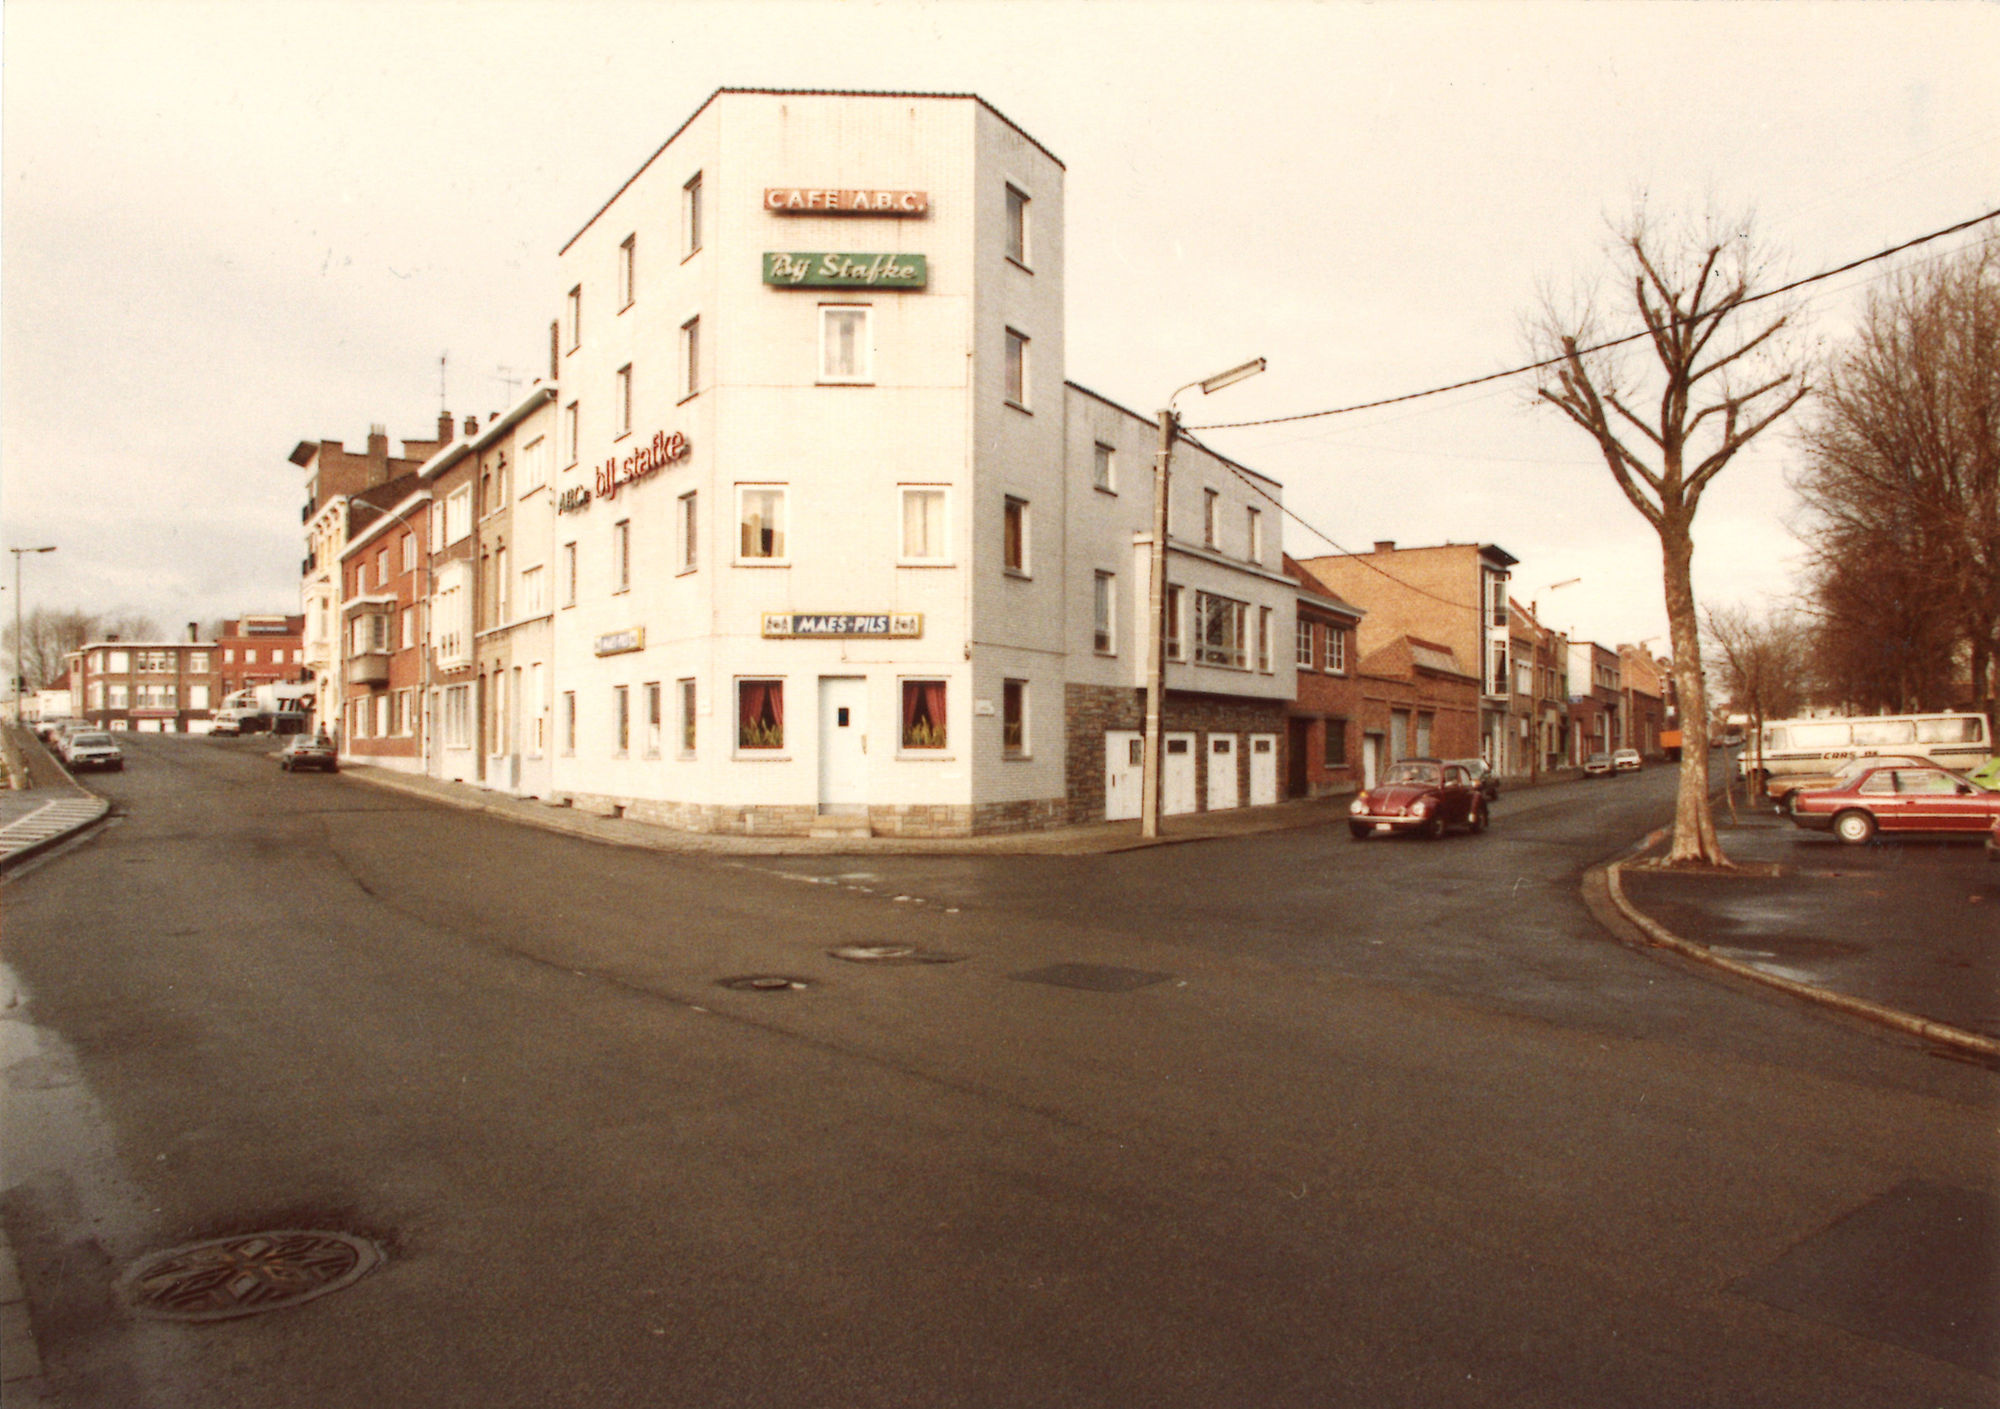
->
[548,89,1292,836]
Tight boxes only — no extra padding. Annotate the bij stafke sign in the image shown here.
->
[762,252,927,289]
[762,613,922,639]
[765,188,928,215]
[558,429,690,514]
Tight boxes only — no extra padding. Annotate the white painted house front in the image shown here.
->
[547,88,1291,836]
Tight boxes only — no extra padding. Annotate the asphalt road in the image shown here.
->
[3,735,1995,1407]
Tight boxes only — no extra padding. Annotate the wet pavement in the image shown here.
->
[1616,813,2000,1044]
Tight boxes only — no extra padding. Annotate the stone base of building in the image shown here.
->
[551,791,1070,838]
[1064,683,1289,823]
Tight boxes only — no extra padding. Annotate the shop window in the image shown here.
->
[901,680,947,750]
[738,680,783,750]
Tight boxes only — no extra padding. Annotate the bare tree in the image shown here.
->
[1534,210,1809,866]
[3,607,165,692]
[1704,602,1810,803]
[1793,242,2000,733]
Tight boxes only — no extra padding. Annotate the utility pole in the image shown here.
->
[1140,358,1265,838]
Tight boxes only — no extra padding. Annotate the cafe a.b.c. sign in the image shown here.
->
[765,188,928,216]
[558,428,690,515]
[762,253,927,289]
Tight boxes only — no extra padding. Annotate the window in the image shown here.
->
[1092,442,1115,492]
[679,678,697,754]
[430,500,444,552]
[1417,712,1434,757]
[402,532,416,573]
[680,318,700,398]
[401,607,415,649]
[738,486,786,561]
[644,682,662,757]
[522,435,549,493]
[1196,591,1248,668]
[1326,626,1346,674]
[189,684,210,710]
[1489,640,1509,696]
[445,486,472,544]
[683,172,703,256]
[494,546,509,622]
[1258,607,1273,672]
[616,364,633,433]
[1004,183,1029,266]
[1515,659,1533,696]
[375,547,388,585]
[1003,496,1028,574]
[375,693,389,739]
[677,492,698,572]
[819,305,870,383]
[561,691,576,754]
[564,401,579,466]
[613,685,630,755]
[1093,572,1115,654]
[613,520,631,593]
[222,648,234,664]
[900,487,947,563]
[1004,328,1029,406]
[618,235,635,308]
[1296,620,1315,668]
[493,452,507,507]
[1002,679,1027,756]
[565,285,581,351]
[738,680,783,750]
[445,685,474,749]
[562,542,577,607]
[1325,717,1348,767]
[521,564,546,616]
[901,680,947,750]
[108,684,128,709]
[1247,507,1263,562]
[188,651,209,673]
[1165,585,1184,661]
[1203,489,1220,548]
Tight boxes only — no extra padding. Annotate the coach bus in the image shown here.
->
[1740,711,1992,795]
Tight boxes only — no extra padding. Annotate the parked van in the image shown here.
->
[1741,712,1992,796]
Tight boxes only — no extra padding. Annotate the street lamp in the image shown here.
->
[1141,357,1266,838]
[10,546,57,724]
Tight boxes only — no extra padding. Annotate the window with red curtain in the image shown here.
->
[738,680,783,748]
[901,680,946,749]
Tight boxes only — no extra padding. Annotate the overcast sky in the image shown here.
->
[3,0,1995,654]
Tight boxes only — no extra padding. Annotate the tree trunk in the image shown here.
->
[1660,516,1727,866]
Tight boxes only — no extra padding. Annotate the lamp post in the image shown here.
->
[10,546,57,724]
[1141,357,1266,838]
[1529,578,1579,784]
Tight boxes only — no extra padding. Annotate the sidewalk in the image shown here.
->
[1605,812,2000,1058]
[0,727,106,875]
[342,761,1360,855]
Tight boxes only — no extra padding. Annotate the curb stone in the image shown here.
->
[1598,839,2000,1060]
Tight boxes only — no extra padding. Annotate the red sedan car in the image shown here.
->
[1349,758,1489,840]
[1787,761,2000,845]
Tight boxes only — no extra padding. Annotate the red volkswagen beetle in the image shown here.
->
[1349,758,1489,840]
[1787,761,2000,845]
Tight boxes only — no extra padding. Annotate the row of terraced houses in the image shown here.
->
[287,89,1669,838]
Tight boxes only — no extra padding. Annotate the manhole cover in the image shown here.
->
[120,1230,383,1322]
[828,944,964,965]
[1011,963,1172,992]
[718,975,812,992]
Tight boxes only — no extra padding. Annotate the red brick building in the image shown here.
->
[65,637,222,733]
[1285,557,1365,797]
[216,614,305,700]
[338,489,431,767]
[1353,635,1482,787]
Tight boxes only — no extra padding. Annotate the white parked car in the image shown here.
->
[62,731,124,772]
[1612,748,1642,772]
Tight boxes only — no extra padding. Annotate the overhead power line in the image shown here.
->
[1186,207,2000,432]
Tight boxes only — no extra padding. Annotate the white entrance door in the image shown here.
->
[1363,733,1383,789]
[1247,733,1278,805]
[1104,730,1143,821]
[1163,733,1198,815]
[818,677,867,813]
[1207,733,1239,811]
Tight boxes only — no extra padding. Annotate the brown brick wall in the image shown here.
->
[1064,683,1287,823]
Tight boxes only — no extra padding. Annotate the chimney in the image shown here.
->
[463,415,478,437]
[438,410,455,443]
[187,622,198,642]
[367,422,389,460]
[1373,540,1396,554]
